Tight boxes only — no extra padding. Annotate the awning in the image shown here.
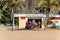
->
[49,14,60,17]
[14,14,46,17]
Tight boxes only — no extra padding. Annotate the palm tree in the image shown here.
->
[57,0,60,12]
[4,0,25,20]
[37,0,58,12]
[37,0,58,29]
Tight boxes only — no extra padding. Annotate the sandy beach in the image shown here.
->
[0,28,60,40]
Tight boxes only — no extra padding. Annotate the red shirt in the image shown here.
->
[26,21,32,25]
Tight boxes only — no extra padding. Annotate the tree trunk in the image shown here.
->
[45,9,50,30]
[10,7,14,21]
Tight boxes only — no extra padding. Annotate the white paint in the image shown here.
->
[19,17,28,29]
[14,14,46,17]
[51,20,60,25]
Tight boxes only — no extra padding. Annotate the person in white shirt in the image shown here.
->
[32,20,36,28]
[32,20,36,25]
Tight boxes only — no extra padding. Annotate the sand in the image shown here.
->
[0,28,60,40]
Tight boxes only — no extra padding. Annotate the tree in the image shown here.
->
[37,0,58,12]
[0,0,27,24]
[10,0,27,20]
[37,0,58,29]
[57,0,60,12]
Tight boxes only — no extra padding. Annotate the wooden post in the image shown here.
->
[12,17,15,31]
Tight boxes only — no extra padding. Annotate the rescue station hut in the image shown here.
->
[13,14,46,30]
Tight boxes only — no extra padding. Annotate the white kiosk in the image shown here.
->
[13,14,46,30]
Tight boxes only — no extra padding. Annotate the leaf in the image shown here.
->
[2,3,8,10]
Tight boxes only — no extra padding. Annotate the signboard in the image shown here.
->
[21,17,25,19]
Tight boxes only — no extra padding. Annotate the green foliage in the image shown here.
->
[37,0,58,8]
[0,0,60,24]
[0,9,3,23]
[0,0,25,24]
[14,7,19,13]
[1,9,11,24]
[36,0,59,13]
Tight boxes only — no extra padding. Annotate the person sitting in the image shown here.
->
[37,21,41,28]
[52,22,56,28]
[32,20,36,28]
[25,20,33,29]
[34,23,38,28]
